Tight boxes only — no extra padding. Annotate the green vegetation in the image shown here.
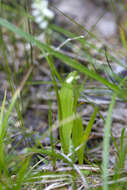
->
[0,0,127,189]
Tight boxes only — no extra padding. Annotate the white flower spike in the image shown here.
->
[31,0,54,29]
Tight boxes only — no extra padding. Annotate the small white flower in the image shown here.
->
[40,0,48,8]
[66,76,74,84]
[66,72,80,84]
[43,8,54,19]
[39,21,48,29]
[35,15,44,23]
[32,10,40,17]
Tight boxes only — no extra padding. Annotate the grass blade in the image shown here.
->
[102,93,116,190]
[72,115,84,164]
[82,107,98,150]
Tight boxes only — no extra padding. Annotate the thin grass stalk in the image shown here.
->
[102,93,116,190]
[49,101,56,169]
